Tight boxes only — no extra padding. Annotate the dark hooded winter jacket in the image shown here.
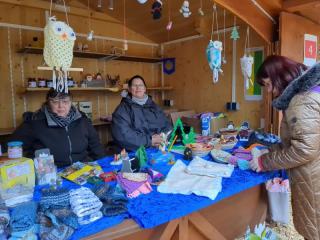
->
[11,109,105,167]
[111,96,172,151]
[261,63,320,240]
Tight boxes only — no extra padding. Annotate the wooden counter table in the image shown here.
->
[85,184,267,240]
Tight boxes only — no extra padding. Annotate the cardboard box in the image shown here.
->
[181,116,228,134]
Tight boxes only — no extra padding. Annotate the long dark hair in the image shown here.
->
[256,55,307,95]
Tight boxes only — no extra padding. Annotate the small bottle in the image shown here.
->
[7,141,23,159]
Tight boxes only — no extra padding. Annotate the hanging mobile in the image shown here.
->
[87,0,94,41]
[240,26,254,89]
[206,3,223,83]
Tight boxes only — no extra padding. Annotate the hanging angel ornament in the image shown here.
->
[44,16,76,93]
[206,40,223,83]
[240,27,254,89]
[180,1,191,18]
[241,55,254,89]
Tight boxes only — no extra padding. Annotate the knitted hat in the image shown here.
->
[101,203,127,217]
[51,208,79,229]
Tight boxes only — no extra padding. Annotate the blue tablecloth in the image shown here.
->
[34,147,278,239]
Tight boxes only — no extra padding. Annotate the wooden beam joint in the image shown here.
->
[283,0,320,12]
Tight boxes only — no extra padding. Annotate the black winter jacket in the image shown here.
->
[11,109,105,167]
[111,96,172,151]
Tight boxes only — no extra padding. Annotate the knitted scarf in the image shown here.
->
[44,105,80,127]
[132,94,148,106]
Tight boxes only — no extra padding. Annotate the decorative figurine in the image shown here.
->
[184,147,193,161]
[180,0,192,18]
[151,0,163,20]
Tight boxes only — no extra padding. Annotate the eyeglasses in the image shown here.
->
[131,84,145,89]
[49,98,71,105]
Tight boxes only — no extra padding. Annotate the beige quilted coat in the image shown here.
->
[261,63,320,240]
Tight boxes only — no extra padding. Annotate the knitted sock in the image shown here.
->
[10,201,37,232]
[78,211,103,225]
[41,224,74,240]
[92,183,110,200]
[40,188,70,210]
[51,208,79,229]
[101,204,127,217]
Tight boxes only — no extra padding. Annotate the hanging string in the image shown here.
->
[223,9,226,60]
[123,0,127,43]
[210,3,220,41]
[49,0,70,25]
[88,0,92,31]
[244,27,250,54]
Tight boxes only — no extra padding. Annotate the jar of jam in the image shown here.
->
[67,77,74,87]
[38,78,46,88]
[7,141,23,159]
[28,78,37,88]
[46,79,53,88]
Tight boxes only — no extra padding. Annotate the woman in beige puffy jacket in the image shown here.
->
[250,55,320,240]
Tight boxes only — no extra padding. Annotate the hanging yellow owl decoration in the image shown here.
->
[44,16,76,93]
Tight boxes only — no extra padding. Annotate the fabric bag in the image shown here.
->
[266,170,290,224]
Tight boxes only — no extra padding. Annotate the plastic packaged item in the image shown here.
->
[201,115,211,136]
[0,144,2,156]
[34,150,57,186]
[7,141,23,159]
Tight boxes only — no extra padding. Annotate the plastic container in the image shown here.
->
[28,78,37,88]
[46,79,53,88]
[7,141,23,159]
[38,78,46,87]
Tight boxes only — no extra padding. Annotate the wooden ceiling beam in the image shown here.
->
[0,0,121,24]
[214,0,275,43]
[282,0,320,12]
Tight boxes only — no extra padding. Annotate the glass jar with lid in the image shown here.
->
[7,141,23,159]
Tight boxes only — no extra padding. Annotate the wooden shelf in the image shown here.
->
[23,87,120,93]
[17,47,163,63]
[0,121,110,136]
[22,86,172,93]
[0,128,15,136]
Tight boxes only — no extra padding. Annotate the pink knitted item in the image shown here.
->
[127,182,152,198]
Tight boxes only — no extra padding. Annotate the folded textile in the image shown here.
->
[51,208,79,229]
[78,211,103,225]
[101,204,127,217]
[117,173,152,196]
[40,223,74,240]
[69,187,102,218]
[9,226,37,240]
[40,188,70,210]
[186,156,234,178]
[232,148,252,161]
[122,172,148,182]
[0,202,10,228]
[158,160,222,200]
[10,201,37,232]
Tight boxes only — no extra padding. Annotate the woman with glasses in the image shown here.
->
[11,88,105,167]
[111,75,172,151]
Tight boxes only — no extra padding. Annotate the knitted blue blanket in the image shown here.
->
[33,147,278,239]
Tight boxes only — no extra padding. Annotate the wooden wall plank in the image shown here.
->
[164,26,267,129]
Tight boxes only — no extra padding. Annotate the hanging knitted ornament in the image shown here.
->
[180,1,191,18]
[151,0,163,20]
[240,27,254,89]
[206,40,223,83]
[44,1,76,93]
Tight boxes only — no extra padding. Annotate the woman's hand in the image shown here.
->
[152,134,163,147]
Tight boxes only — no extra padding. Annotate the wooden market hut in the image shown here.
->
[0,0,319,239]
